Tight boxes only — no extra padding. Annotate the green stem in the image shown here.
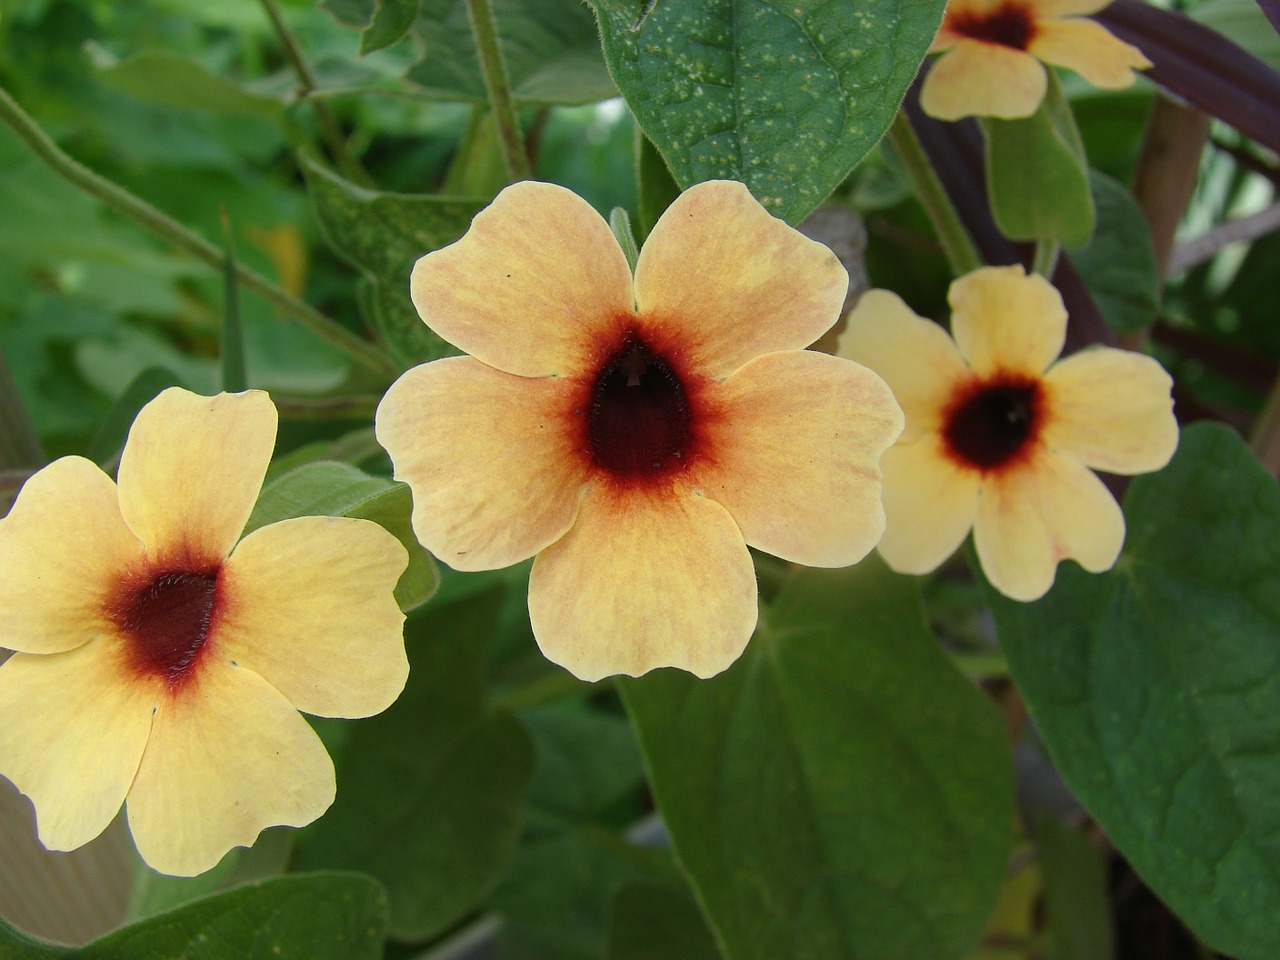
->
[0,86,397,378]
[465,0,532,182]
[258,0,373,187]
[1031,239,1060,278]
[886,112,983,277]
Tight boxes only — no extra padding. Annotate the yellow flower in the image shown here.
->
[376,180,903,681]
[921,0,1151,120]
[839,265,1177,601]
[0,388,408,876]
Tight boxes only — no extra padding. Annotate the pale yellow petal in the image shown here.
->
[375,357,586,572]
[697,350,902,567]
[126,662,334,877]
[0,641,155,852]
[949,266,1066,377]
[216,517,407,719]
[1042,347,1178,474]
[1030,18,1151,88]
[410,181,633,378]
[974,449,1124,601]
[0,458,144,655]
[876,436,982,575]
[528,483,757,681]
[117,389,276,565]
[920,42,1048,121]
[633,181,848,378]
[839,290,970,441]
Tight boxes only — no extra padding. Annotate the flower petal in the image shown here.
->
[0,458,144,654]
[376,357,586,572]
[117,389,276,564]
[1036,0,1111,17]
[839,289,971,441]
[1042,347,1178,474]
[1030,17,1151,88]
[528,484,757,681]
[876,437,982,575]
[410,182,633,379]
[126,662,334,876]
[920,42,1048,121]
[217,516,408,719]
[697,350,902,567]
[0,640,155,852]
[633,181,848,378]
[949,266,1067,377]
[974,449,1125,601]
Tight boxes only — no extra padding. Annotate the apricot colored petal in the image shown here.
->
[0,641,154,852]
[217,517,408,719]
[699,350,902,567]
[117,389,276,564]
[920,42,1048,121]
[0,457,144,655]
[839,290,970,441]
[1043,347,1178,474]
[1030,18,1152,88]
[949,266,1067,377]
[528,484,757,681]
[1036,0,1111,16]
[410,182,633,379]
[376,357,585,572]
[974,450,1125,601]
[127,662,334,876]
[633,181,848,377]
[876,437,981,575]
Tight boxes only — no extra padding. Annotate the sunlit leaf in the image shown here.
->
[592,0,945,224]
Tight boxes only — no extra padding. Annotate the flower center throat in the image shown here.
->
[944,379,1041,470]
[587,334,692,480]
[115,569,221,685]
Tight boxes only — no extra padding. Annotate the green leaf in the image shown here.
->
[635,129,680,241]
[986,424,1280,960]
[982,73,1095,248]
[302,157,484,367]
[592,0,945,224]
[85,367,184,466]
[1036,816,1114,960]
[1071,171,1160,334]
[1,873,388,960]
[360,0,421,53]
[406,0,616,105]
[220,213,248,394]
[295,589,536,940]
[621,560,1013,960]
[91,50,284,119]
[246,461,439,613]
[606,881,722,960]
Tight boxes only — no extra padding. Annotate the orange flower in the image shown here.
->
[839,265,1177,601]
[921,0,1151,120]
[376,181,902,681]
[0,388,408,876]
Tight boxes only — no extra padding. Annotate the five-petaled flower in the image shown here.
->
[839,265,1177,601]
[0,388,408,876]
[376,180,903,681]
[921,0,1151,120]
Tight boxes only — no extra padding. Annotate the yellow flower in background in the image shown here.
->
[839,265,1177,601]
[377,180,902,681]
[0,388,408,877]
[921,0,1151,120]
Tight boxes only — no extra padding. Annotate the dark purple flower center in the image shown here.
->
[117,569,221,685]
[587,334,692,479]
[950,3,1036,50]
[944,380,1041,470]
